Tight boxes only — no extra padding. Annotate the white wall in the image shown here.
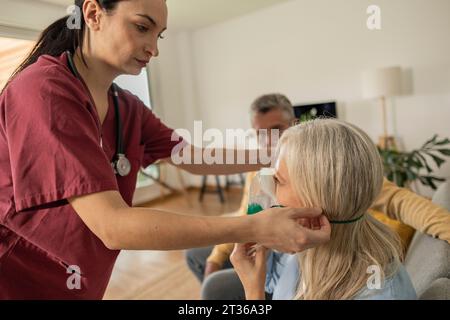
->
[0,0,65,33]
[152,0,450,196]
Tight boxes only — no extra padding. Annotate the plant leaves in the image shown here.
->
[420,176,446,190]
[407,156,423,169]
[422,134,438,149]
[406,171,418,181]
[437,149,450,156]
[435,138,450,146]
[379,135,449,190]
[426,153,446,168]
[415,153,432,172]
[426,177,437,190]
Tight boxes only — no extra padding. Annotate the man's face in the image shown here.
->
[251,108,292,149]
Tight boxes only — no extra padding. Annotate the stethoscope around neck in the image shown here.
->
[66,50,131,177]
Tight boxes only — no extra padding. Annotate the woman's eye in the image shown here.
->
[158,33,165,40]
[136,24,149,33]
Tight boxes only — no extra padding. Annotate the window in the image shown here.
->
[0,37,35,91]
[116,69,159,188]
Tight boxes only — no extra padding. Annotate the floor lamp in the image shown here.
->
[362,66,402,150]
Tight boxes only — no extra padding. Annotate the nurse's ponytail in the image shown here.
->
[2,0,121,94]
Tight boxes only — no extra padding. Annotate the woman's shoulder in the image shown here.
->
[267,252,299,299]
[355,263,417,300]
[1,53,93,121]
[4,53,80,97]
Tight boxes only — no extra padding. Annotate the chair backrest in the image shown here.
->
[404,182,450,299]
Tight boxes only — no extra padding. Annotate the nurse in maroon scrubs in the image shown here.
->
[0,0,330,299]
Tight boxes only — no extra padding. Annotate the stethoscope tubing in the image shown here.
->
[66,51,130,176]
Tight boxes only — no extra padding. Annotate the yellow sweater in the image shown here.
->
[206,173,450,267]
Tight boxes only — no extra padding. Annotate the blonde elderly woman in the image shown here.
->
[231,119,417,300]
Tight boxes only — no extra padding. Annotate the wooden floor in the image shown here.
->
[103,187,243,300]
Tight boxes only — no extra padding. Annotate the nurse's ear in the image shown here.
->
[82,0,104,31]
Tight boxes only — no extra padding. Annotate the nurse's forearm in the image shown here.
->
[109,207,257,250]
[70,190,330,253]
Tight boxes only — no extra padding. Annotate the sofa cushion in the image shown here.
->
[419,278,450,300]
[370,210,416,251]
[404,182,450,297]
[404,232,450,296]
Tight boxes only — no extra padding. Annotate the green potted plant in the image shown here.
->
[378,135,450,190]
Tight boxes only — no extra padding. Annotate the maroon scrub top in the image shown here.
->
[0,52,184,299]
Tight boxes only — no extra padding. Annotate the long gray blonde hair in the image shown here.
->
[277,119,403,300]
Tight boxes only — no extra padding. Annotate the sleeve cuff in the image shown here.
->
[15,179,118,212]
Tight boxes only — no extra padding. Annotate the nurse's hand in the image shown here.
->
[230,243,268,300]
[252,207,331,254]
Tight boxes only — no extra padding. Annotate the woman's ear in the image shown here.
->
[82,0,104,31]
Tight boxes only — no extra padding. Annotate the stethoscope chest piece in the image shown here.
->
[114,154,131,177]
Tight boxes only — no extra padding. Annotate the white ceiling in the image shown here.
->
[38,0,292,30]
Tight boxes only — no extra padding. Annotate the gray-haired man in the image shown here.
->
[185,93,295,300]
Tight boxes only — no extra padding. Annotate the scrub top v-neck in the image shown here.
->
[0,52,185,299]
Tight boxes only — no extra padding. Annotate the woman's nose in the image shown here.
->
[145,42,159,58]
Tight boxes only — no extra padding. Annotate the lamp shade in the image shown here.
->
[362,66,402,99]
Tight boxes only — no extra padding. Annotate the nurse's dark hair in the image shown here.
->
[2,0,121,93]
